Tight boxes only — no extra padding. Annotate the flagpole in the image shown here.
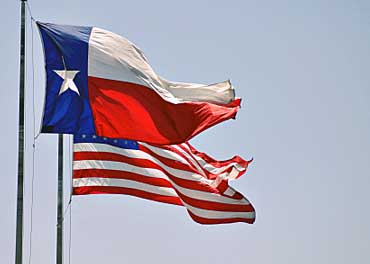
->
[57,134,63,264]
[15,1,26,264]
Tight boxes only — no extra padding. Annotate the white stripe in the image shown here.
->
[171,145,206,177]
[73,150,212,184]
[75,142,190,168]
[183,202,255,220]
[73,160,169,180]
[170,180,250,205]
[181,144,246,175]
[88,27,235,104]
[74,141,254,220]
[73,167,248,206]
[139,142,189,164]
[75,143,250,204]
[73,177,253,220]
[75,143,241,183]
[73,177,178,197]
[74,142,245,179]
[204,161,245,176]
[223,187,236,197]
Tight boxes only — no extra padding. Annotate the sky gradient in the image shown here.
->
[1,1,370,263]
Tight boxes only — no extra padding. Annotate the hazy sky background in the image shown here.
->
[1,0,370,263]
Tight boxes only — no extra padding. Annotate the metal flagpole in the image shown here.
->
[15,1,26,263]
[57,134,63,264]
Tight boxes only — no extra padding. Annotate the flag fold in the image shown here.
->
[73,134,256,224]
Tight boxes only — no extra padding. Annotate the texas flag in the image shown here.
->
[37,22,241,144]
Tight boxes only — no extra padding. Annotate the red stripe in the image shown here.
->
[75,151,247,197]
[186,142,252,179]
[73,186,183,206]
[179,144,239,182]
[177,192,254,212]
[176,145,244,195]
[73,187,255,224]
[138,144,199,173]
[187,143,250,167]
[74,151,193,174]
[181,143,252,180]
[231,191,244,200]
[166,174,220,193]
[74,168,247,207]
[75,145,200,174]
[88,76,240,145]
[73,170,253,212]
[216,180,229,194]
[187,211,255,225]
[153,144,204,175]
[177,144,210,177]
[73,169,173,188]
[74,152,223,193]
[73,141,256,224]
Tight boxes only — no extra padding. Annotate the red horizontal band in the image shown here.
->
[73,186,183,206]
[88,76,240,144]
[187,211,255,225]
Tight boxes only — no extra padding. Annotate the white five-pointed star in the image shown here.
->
[53,70,80,95]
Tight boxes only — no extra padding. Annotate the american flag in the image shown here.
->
[73,134,256,224]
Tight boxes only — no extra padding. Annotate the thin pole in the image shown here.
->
[57,134,63,264]
[15,1,26,264]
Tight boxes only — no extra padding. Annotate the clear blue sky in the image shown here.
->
[1,0,370,263]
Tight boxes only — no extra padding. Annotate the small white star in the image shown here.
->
[53,70,80,96]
